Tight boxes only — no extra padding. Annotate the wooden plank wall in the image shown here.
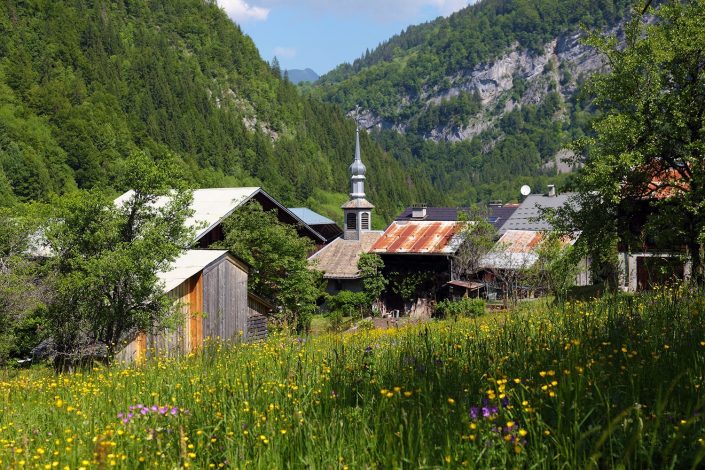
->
[202,258,248,343]
[117,274,203,362]
[247,295,269,341]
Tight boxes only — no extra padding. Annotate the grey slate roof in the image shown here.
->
[394,205,519,231]
[498,193,577,234]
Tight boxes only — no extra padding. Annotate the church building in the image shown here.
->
[309,128,383,294]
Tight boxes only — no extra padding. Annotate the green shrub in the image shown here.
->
[327,291,369,319]
[435,297,486,318]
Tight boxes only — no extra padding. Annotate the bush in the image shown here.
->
[327,291,369,320]
[435,298,486,318]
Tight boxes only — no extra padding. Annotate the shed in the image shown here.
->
[118,249,263,362]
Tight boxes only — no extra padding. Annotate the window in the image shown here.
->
[346,212,357,230]
[361,212,370,230]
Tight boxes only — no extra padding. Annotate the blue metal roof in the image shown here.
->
[288,208,336,226]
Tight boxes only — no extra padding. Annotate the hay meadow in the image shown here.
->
[2,287,705,468]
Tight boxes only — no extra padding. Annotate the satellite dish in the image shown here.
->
[520,185,532,197]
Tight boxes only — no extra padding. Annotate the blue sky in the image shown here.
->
[217,0,471,75]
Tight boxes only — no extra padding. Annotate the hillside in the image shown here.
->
[0,0,437,223]
[285,68,319,84]
[315,0,638,204]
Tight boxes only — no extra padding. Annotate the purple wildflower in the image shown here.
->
[470,407,480,419]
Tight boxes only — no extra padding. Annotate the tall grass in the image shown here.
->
[1,286,705,468]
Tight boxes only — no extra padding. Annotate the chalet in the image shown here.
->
[479,188,590,298]
[309,129,383,294]
[114,187,327,248]
[118,249,270,363]
[369,206,466,316]
[480,229,587,299]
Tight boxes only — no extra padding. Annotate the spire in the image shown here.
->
[349,127,367,200]
[349,127,366,179]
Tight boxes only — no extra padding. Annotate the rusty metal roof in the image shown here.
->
[482,230,577,270]
[370,221,464,255]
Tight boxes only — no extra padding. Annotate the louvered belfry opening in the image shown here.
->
[361,212,370,230]
[347,212,357,230]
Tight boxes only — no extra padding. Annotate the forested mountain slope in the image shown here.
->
[0,0,436,223]
[315,0,638,204]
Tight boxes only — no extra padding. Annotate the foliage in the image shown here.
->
[389,271,432,311]
[555,1,705,280]
[44,152,194,366]
[221,202,323,333]
[435,297,486,318]
[0,0,436,222]
[357,253,388,308]
[452,208,497,280]
[530,233,580,302]
[327,291,369,320]
[2,287,705,467]
[484,240,535,306]
[0,204,48,365]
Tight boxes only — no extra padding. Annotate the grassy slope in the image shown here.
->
[2,287,705,467]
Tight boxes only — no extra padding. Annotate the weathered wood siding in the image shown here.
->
[117,273,203,362]
[202,258,248,342]
[247,294,269,341]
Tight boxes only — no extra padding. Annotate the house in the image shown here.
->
[309,128,383,294]
[498,186,576,234]
[616,169,691,291]
[114,187,327,248]
[288,207,343,245]
[480,229,587,299]
[366,203,520,315]
[369,208,466,316]
[118,249,269,363]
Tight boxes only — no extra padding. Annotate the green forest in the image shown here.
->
[0,0,438,223]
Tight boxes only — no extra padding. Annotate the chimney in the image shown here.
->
[547,184,556,197]
[411,203,427,219]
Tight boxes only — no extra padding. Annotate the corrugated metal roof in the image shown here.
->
[370,221,464,255]
[288,208,336,226]
[499,193,577,233]
[309,231,383,279]
[481,230,576,270]
[158,250,229,292]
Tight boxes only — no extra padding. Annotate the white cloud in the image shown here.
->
[218,0,270,22]
[273,47,297,59]
[252,0,471,21]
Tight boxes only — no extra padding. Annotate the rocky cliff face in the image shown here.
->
[350,28,610,143]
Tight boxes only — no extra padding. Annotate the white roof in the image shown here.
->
[158,249,229,292]
[115,188,260,242]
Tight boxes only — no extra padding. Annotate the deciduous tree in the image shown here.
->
[45,151,193,368]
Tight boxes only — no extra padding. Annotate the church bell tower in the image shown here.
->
[342,128,374,240]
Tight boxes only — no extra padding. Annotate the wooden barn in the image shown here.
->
[118,250,270,363]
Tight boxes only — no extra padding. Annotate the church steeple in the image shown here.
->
[349,128,367,199]
[341,126,374,240]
